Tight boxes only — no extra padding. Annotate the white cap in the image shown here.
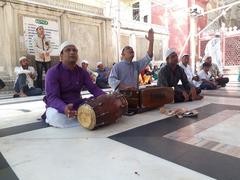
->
[59,41,77,55]
[203,54,211,61]
[19,56,27,62]
[215,32,220,36]
[96,61,103,66]
[165,48,176,59]
[36,25,44,31]
[81,60,89,64]
[181,54,190,58]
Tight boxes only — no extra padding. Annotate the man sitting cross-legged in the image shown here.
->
[13,56,42,98]
[204,55,229,87]
[179,54,201,93]
[45,41,105,128]
[157,49,203,103]
[197,62,218,90]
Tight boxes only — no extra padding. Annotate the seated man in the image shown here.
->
[197,62,218,90]
[152,65,160,81]
[179,54,201,93]
[157,49,203,102]
[81,60,96,83]
[139,65,153,85]
[0,79,5,90]
[108,28,154,91]
[14,56,42,97]
[204,55,229,87]
[45,41,105,128]
[96,62,110,89]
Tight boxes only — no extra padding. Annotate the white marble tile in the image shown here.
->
[1,94,239,131]
[0,135,214,180]
[203,96,240,106]
[0,101,45,129]
[0,108,169,139]
[0,97,218,140]
[1,86,240,180]
[196,113,240,147]
[0,95,44,105]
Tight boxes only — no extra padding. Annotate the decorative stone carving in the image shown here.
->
[14,0,104,15]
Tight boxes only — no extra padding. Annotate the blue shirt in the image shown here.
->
[108,54,152,90]
[96,67,110,83]
[45,62,105,113]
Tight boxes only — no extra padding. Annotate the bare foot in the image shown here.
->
[19,93,27,97]
[192,95,203,101]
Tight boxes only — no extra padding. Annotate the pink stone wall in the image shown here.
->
[152,0,191,55]
[151,0,208,57]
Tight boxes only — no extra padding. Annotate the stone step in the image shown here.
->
[0,75,11,81]
[0,71,10,79]
[224,66,240,75]
[0,80,15,91]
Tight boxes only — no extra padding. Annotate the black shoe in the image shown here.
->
[41,111,46,121]
[13,94,20,98]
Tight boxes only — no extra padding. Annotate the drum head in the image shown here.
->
[77,104,96,130]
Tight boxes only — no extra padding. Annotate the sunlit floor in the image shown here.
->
[0,81,240,180]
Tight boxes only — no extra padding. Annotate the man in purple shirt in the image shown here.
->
[45,41,105,128]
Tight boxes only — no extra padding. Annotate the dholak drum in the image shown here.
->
[77,93,128,130]
[120,86,174,114]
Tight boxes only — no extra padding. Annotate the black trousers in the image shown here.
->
[96,80,110,89]
[0,79,5,89]
[216,77,229,87]
[174,85,201,103]
[35,61,51,90]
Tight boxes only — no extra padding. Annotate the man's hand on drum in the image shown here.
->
[64,104,77,118]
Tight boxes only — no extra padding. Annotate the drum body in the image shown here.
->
[77,93,128,130]
[120,87,174,113]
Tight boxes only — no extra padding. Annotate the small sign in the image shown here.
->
[35,19,49,25]
[23,16,60,56]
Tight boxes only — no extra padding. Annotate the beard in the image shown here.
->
[22,65,29,69]
[68,58,78,65]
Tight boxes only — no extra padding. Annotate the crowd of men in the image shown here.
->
[2,26,230,128]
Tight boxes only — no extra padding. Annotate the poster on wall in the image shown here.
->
[23,16,60,56]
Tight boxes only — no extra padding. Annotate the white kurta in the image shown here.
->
[195,69,212,87]
[204,37,223,73]
[14,66,36,88]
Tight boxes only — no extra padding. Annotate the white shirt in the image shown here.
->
[179,62,199,87]
[204,37,223,72]
[32,35,52,62]
[179,62,195,83]
[14,66,36,88]
[195,69,212,87]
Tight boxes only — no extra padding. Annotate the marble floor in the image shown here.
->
[0,82,240,180]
